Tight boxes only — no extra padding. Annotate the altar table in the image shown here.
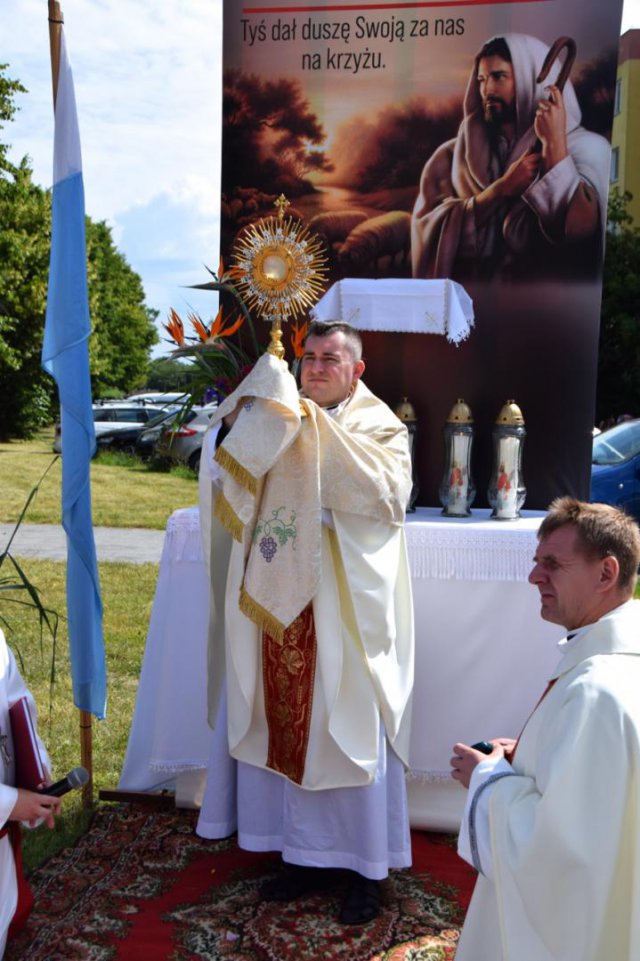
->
[119,506,562,830]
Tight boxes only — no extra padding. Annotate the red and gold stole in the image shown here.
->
[262,603,317,785]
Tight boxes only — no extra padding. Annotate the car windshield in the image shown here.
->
[146,409,180,428]
[592,421,640,465]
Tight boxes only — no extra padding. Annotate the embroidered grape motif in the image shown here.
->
[253,508,296,560]
[259,535,277,562]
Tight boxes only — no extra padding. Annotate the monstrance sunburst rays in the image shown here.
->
[231,194,328,360]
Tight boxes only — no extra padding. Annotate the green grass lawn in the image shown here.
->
[4,558,159,872]
[0,428,198,529]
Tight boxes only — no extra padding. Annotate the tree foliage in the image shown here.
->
[222,69,333,197]
[145,356,193,391]
[0,62,26,176]
[328,97,461,193]
[0,64,158,440]
[85,220,158,398]
[573,48,618,140]
[596,188,640,423]
[0,159,54,440]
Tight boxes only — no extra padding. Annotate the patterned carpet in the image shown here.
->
[6,803,476,960]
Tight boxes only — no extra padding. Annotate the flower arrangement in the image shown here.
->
[289,319,308,361]
[162,260,263,410]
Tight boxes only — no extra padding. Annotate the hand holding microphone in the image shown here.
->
[37,766,90,797]
[28,767,90,826]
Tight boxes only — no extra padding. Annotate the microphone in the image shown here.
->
[471,741,494,755]
[37,766,90,797]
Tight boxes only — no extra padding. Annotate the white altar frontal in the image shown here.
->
[119,505,563,831]
[311,278,475,345]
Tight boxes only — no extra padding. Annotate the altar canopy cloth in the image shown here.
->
[119,507,562,829]
[310,278,475,344]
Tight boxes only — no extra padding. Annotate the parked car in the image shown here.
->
[125,391,188,406]
[590,418,640,522]
[154,405,217,471]
[134,407,185,459]
[53,402,170,453]
[96,406,181,455]
[92,402,168,436]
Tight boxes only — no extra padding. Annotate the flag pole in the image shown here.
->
[47,0,95,809]
[48,1,63,109]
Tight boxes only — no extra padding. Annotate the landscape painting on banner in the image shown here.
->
[220,0,624,508]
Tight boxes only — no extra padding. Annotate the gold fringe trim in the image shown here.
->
[214,491,244,543]
[239,586,286,643]
[215,446,258,496]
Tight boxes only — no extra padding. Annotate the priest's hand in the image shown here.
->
[450,741,505,789]
[10,788,62,829]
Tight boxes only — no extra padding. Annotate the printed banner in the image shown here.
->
[220,0,624,509]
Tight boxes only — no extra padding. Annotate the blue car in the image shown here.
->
[590,419,640,522]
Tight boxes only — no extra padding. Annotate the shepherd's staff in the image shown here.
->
[531,36,577,154]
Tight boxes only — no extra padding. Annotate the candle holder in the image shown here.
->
[439,398,475,517]
[395,396,419,513]
[487,400,526,520]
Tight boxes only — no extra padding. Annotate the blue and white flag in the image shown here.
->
[42,28,106,719]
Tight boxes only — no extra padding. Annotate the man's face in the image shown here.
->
[528,525,608,630]
[300,331,365,408]
[477,55,516,127]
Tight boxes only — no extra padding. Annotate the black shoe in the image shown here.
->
[338,875,381,925]
[260,866,328,903]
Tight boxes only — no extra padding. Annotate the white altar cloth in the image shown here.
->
[119,506,562,829]
[311,278,475,344]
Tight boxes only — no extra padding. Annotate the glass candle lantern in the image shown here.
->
[487,400,527,520]
[395,396,419,512]
[439,398,475,517]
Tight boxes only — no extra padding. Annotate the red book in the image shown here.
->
[9,696,46,791]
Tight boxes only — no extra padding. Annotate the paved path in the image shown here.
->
[0,522,164,564]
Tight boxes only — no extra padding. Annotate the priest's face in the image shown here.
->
[477,55,516,128]
[528,525,609,630]
[300,331,365,408]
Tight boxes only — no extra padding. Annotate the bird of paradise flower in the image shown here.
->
[162,259,264,412]
[289,320,308,360]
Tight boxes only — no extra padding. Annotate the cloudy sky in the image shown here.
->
[3,0,639,358]
[4,0,222,357]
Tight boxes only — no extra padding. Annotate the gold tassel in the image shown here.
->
[214,491,244,542]
[239,586,286,643]
[215,446,258,495]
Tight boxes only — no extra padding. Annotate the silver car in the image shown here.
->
[54,402,168,453]
[154,405,218,471]
[91,403,168,436]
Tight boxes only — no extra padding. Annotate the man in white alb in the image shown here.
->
[451,498,640,961]
[197,321,414,924]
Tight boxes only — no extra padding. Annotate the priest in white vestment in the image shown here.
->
[451,498,640,961]
[1,630,61,959]
[197,321,414,924]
